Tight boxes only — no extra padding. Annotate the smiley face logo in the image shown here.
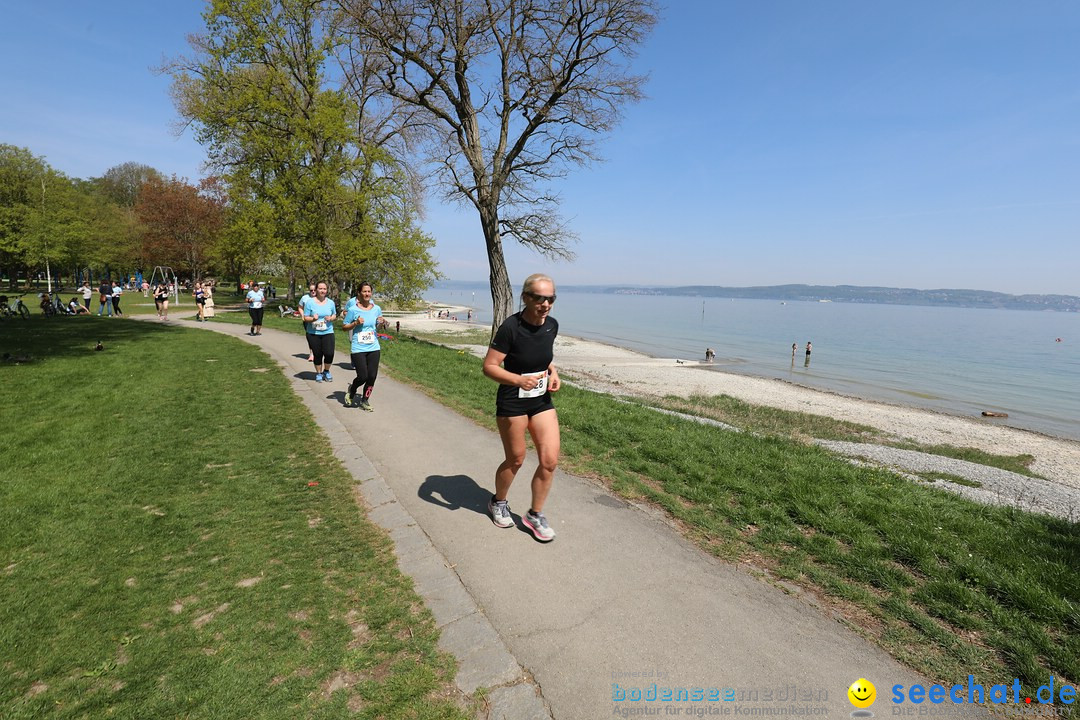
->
[848,678,876,709]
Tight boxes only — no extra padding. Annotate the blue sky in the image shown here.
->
[2,2,1078,295]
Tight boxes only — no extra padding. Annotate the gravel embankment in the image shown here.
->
[816,441,1080,522]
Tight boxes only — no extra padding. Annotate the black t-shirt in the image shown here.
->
[490,312,558,402]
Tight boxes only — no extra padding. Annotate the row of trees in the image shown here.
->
[169,0,658,324]
[0,144,438,301]
[0,151,214,290]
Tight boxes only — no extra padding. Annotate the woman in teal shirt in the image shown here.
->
[341,281,382,410]
[301,281,337,382]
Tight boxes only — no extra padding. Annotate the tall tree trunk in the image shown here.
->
[481,203,513,337]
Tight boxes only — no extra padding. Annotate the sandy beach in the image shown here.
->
[402,306,1080,493]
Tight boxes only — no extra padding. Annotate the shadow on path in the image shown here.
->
[418,474,489,515]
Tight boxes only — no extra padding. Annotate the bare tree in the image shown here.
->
[333,0,657,326]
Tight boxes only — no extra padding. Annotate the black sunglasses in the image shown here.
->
[525,292,557,304]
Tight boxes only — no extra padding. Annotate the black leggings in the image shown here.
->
[349,350,381,399]
[307,333,335,366]
[248,307,265,327]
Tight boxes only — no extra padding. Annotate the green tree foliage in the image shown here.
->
[97,161,164,208]
[0,147,154,287]
[0,145,47,283]
[167,0,438,301]
[89,163,160,274]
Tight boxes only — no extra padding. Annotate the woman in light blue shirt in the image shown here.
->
[301,281,338,382]
[245,282,266,335]
[341,281,383,410]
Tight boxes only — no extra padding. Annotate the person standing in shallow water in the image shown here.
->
[482,274,562,542]
[804,341,812,367]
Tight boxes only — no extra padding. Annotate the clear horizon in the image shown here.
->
[2,1,1078,297]
[434,279,1079,298]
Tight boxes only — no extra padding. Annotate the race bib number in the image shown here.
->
[357,330,375,344]
[252,301,263,309]
[518,371,548,399]
[314,319,328,331]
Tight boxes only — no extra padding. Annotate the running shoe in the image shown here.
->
[488,497,513,528]
[360,399,374,412]
[523,510,555,542]
[315,372,324,382]
[344,392,354,407]
[323,371,332,381]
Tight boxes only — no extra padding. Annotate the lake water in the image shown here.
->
[428,283,1080,440]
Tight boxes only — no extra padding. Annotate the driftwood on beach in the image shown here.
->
[981,411,1009,418]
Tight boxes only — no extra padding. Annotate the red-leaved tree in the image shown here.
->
[135,176,224,282]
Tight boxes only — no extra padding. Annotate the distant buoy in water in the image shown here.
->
[1056,337,1063,342]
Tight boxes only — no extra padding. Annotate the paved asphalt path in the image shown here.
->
[179,314,931,719]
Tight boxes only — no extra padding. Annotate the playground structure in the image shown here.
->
[147,266,180,303]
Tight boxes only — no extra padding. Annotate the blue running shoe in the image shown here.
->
[315,372,324,382]
[323,371,333,381]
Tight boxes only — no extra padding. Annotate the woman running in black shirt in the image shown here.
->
[482,273,562,542]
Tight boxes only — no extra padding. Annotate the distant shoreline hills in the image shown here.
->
[437,281,1078,312]
[589,284,1080,312]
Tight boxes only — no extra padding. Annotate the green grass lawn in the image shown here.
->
[0,318,471,719]
[377,336,1080,693]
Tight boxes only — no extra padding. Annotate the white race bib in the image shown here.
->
[314,319,328,331]
[518,370,548,398]
[357,330,375,344]
[251,301,263,309]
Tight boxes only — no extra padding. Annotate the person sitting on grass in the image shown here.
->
[69,298,89,315]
